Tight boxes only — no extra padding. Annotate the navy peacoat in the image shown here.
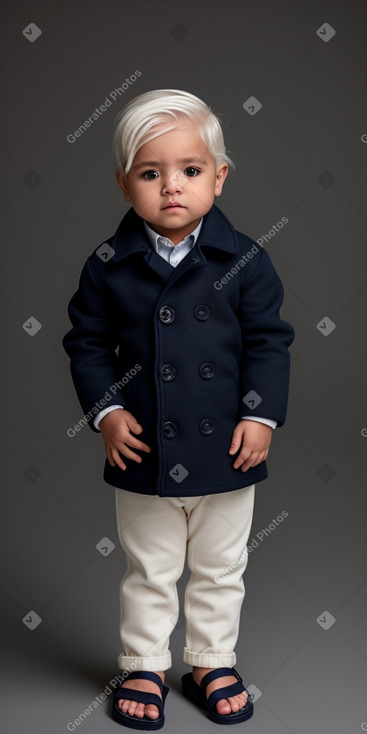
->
[63,203,295,497]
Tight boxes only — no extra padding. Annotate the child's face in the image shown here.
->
[115,122,228,245]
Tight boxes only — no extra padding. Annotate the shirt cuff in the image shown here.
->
[94,405,124,430]
[241,416,277,429]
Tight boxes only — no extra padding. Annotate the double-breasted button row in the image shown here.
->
[159,304,210,324]
[163,419,214,438]
[160,362,215,381]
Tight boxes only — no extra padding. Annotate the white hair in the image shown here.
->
[112,88,235,179]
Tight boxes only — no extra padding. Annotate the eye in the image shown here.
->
[141,170,159,180]
[184,167,200,177]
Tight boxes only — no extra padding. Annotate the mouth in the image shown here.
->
[162,203,185,209]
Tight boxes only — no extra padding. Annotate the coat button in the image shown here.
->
[199,362,215,379]
[160,364,176,381]
[194,304,210,321]
[163,421,177,438]
[199,418,214,435]
[159,306,175,324]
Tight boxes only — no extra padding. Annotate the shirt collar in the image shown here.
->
[106,204,240,262]
[143,217,204,253]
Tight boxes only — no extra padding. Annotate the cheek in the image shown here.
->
[130,182,150,201]
[198,173,216,190]
[137,181,157,196]
[196,179,215,200]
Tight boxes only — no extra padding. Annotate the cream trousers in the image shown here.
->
[114,484,255,671]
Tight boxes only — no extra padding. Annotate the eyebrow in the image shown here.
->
[133,157,209,170]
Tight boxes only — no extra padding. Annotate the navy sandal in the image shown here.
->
[181,666,253,725]
[112,671,169,730]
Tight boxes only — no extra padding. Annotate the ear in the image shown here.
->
[214,163,229,197]
[115,169,131,201]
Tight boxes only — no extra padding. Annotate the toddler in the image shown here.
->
[63,88,295,729]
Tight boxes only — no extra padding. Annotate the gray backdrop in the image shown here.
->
[1,1,366,732]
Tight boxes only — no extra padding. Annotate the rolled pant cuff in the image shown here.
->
[183,647,236,668]
[118,652,172,672]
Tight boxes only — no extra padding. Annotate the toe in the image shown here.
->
[145,704,159,719]
[134,703,146,718]
[216,698,232,714]
[128,701,138,716]
[235,693,248,709]
[228,696,240,711]
[238,692,248,707]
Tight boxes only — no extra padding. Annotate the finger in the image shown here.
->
[259,449,268,463]
[241,450,266,471]
[240,456,255,471]
[245,451,265,469]
[110,447,127,471]
[116,444,146,464]
[126,419,144,435]
[232,447,252,468]
[228,425,243,455]
[106,446,116,467]
[123,435,151,453]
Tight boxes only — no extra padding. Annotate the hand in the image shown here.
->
[99,409,151,471]
[229,420,272,472]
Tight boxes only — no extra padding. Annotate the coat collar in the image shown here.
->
[109,203,239,261]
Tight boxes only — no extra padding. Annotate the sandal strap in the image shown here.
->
[200,666,242,691]
[113,687,163,715]
[121,670,164,693]
[198,667,246,711]
[207,681,247,709]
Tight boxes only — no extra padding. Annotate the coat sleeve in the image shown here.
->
[62,257,127,432]
[238,246,295,427]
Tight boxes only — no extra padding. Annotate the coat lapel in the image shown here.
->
[110,204,240,265]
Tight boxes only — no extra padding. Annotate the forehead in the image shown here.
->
[133,122,212,164]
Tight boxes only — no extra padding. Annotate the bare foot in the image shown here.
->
[192,666,248,716]
[117,671,165,720]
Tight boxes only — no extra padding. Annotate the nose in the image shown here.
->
[162,169,185,194]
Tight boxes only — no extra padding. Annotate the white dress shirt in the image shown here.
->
[94,218,276,431]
